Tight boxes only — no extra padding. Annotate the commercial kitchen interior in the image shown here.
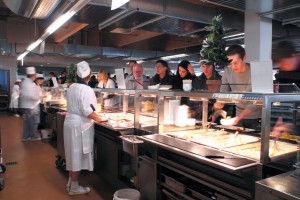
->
[1,0,300,199]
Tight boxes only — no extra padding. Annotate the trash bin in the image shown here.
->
[41,129,53,139]
[113,189,140,200]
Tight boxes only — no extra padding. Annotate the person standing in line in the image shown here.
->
[214,45,261,131]
[149,60,174,86]
[272,41,300,92]
[192,63,222,90]
[125,63,150,89]
[64,61,105,195]
[127,60,137,77]
[59,71,67,84]
[48,72,58,87]
[173,60,196,90]
[88,75,98,88]
[97,69,117,107]
[215,44,261,130]
[9,79,22,117]
[271,41,300,137]
[19,67,43,141]
[35,73,44,88]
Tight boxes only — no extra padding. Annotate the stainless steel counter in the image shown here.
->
[140,134,258,171]
[256,170,300,200]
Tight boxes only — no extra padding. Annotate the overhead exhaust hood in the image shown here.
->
[3,0,61,19]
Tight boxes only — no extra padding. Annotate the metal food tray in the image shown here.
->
[97,112,157,129]
[166,129,228,140]
[224,141,298,160]
[190,134,260,149]
[214,125,256,132]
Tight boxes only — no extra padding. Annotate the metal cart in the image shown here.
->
[55,112,66,170]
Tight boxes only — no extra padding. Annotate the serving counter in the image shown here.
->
[43,87,300,199]
[256,170,300,200]
[136,90,300,199]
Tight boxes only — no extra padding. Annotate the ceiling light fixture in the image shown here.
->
[27,39,43,51]
[161,54,188,60]
[16,0,90,61]
[111,0,130,10]
[17,51,29,60]
[45,11,76,34]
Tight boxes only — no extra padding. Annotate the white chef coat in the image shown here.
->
[9,84,20,108]
[97,79,117,107]
[63,83,97,171]
[19,78,42,110]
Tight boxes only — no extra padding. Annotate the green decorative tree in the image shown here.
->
[200,15,230,71]
[66,63,77,84]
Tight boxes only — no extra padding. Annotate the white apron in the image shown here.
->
[63,112,94,171]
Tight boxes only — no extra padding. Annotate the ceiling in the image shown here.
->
[0,0,300,72]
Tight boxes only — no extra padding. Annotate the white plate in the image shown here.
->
[159,85,172,90]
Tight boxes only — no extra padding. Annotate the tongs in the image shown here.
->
[212,110,227,119]
[211,110,227,123]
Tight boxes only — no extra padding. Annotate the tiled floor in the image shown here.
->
[0,112,115,200]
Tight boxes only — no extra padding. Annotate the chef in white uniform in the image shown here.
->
[64,61,104,196]
[19,67,43,141]
[9,79,22,117]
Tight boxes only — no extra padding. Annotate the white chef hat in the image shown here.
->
[36,73,44,79]
[26,66,36,75]
[16,79,22,82]
[76,61,91,78]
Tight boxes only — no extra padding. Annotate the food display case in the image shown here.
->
[42,86,67,107]
[93,88,159,189]
[145,91,300,165]
[136,91,300,199]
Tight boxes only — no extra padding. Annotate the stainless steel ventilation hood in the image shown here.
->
[3,0,68,19]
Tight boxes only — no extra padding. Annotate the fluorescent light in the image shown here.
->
[27,39,43,51]
[111,0,130,10]
[161,54,188,60]
[16,0,89,62]
[17,51,29,60]
[223,33,245,39]
[46,11,76,34]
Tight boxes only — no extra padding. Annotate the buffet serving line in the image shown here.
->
[41,87,300,200]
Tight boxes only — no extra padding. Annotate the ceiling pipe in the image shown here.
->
[282,17,300,26]
[130,15,166,30]
[259,3,300,16]
[178,27,207,37]
[98,9,137,30]
[199,0,244,12]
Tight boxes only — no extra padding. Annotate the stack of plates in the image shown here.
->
[159,85,172,90]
